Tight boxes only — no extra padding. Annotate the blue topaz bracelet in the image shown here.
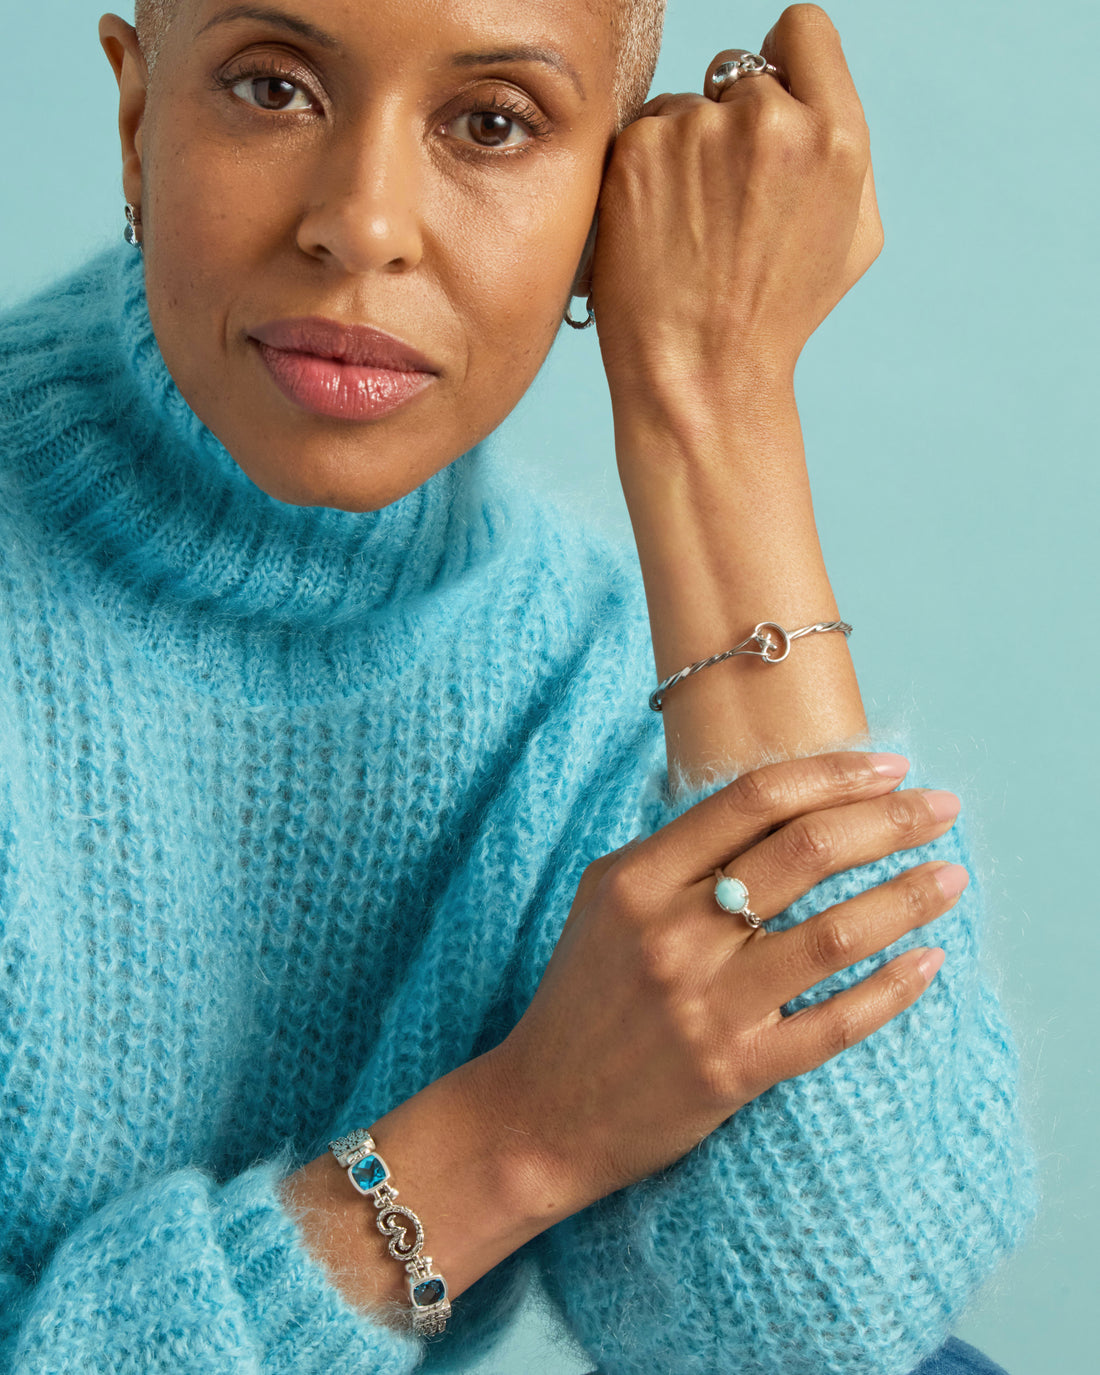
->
[329,1128,451,1336]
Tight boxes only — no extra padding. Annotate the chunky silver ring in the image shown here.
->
[714,869,764,928]
[710,52,787,94]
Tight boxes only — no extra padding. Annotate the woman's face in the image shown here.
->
[105,1,620,510]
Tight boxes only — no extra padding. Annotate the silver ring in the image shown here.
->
[711,52,786,94]
[714,869,763,928]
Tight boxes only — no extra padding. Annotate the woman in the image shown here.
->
[0,1,1036,1372]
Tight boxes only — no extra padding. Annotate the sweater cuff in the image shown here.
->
[218,1159,424,1375]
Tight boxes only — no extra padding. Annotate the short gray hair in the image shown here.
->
[133,1,665,123]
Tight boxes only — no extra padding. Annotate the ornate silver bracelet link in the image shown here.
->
[329,1128,451,1337]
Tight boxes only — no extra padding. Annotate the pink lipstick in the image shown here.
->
[249,317,437,421]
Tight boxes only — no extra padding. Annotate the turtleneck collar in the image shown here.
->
[5,243,502,646]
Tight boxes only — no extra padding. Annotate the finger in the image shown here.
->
[636,90,709,121]
[635,751,912,891]
[763,942,945,1085]
[739,859,968,1011]
[701,786,962,925]
[759,5,866,128]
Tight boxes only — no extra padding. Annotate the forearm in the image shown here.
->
[613,376,867,783]
[279,1051,567,1323]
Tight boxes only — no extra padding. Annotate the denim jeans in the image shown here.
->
[911,1336,1009,1374]
[582,1335,1008,1375]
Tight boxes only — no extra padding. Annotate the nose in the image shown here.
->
[296,115,424,274]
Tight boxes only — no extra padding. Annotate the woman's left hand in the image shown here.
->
[589,3,883,426]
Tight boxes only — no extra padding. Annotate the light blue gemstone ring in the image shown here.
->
[714,869,764,928]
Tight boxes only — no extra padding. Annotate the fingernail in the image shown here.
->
[868,753,909,777]
[933,863,970,900]
[917,948,946,983]
[922,789,961,823]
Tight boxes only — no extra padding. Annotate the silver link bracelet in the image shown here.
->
[649,620,853,711]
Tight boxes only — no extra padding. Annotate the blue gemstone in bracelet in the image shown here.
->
[349,1154,389,1193]
[413,1276,447,1307]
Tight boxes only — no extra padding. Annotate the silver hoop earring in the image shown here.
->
[124,202,143,251]
[563,298,595,330]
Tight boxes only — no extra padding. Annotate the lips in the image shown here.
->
[248,316,438,421]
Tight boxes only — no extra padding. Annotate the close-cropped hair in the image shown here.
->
[132,0,666,126]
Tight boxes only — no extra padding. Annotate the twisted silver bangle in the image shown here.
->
[649,620,853,711]
[329,1128,451,1337]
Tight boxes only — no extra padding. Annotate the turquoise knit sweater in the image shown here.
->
[0,244,1037,1375]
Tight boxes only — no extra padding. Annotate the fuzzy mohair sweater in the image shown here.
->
[0,243,1038,1375]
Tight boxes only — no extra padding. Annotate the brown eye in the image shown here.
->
[448,108,531,150]
[231,74,313,112]
[469,113,517,147]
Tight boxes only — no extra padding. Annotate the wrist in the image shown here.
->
[610,374,801,504]
[607,353,797,459]
[466,1042,591,1234]
[281,1052,570,1321]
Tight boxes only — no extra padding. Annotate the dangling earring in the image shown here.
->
[124,202,143,251]
[563,296,595,330]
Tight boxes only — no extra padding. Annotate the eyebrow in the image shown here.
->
[451,48,586,100]
[194,8,585,100]
[195,5,341,50]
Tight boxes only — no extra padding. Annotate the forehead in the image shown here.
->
[176,0,617,59]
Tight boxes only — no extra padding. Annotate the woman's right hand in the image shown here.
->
[486,750,967,1216]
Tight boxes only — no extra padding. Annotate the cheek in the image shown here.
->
[140,122,315,425]
[146,133,290,270]
[435,168,596,384]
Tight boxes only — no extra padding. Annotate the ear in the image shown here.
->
[99,15,151,209]
[569,211,599,300]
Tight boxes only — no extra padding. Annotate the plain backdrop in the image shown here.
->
[2,2,1096,1372]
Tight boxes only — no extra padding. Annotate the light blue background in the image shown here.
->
[2,2,1095,1372]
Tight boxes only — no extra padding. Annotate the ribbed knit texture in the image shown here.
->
[0,245,1037,1374]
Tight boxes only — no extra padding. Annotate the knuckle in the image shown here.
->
[615,115,656,150]
[781,815,837,870]
[824,1007,860,1057]
[687,1046,734,1107]
[817,121,868,171]
[688,1022,756,1108]
[884,966,919,1007]
[635,927,685,990]
[599,855,647,920]
[902,868,943,925]
[610,120,660,172]
[883,793,927,839]
[687,99,721,133]
[728,766,786,820]
[811,915,857,968]
[739,100,793,151]
[817,750,857,793]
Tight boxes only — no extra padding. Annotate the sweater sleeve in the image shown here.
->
[528,730,1040,1375]
[0,1155,424,1374]
[0,759,424,1372]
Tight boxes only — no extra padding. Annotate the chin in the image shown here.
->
[228,438,444,513]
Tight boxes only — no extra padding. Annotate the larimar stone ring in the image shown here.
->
[714,869,764,928]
